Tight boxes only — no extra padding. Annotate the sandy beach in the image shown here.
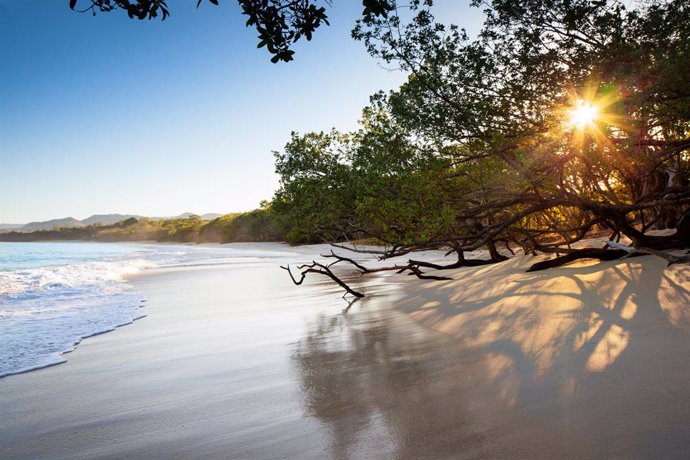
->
[400,252,690,457]
[1,244,690,458]
[5,0,690,457]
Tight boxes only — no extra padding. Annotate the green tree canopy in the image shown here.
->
[276,0,690,284]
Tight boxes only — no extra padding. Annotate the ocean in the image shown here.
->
[0,241,297,378]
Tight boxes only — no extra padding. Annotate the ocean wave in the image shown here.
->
[0,258,152,299]
[0,241,296,378]
[0,253,154,378]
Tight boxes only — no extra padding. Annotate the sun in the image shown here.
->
[569,99,599,129]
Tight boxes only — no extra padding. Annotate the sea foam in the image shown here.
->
[0,241,297,378]
[0,257,154,378]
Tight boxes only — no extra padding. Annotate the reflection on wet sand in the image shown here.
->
[294,284,499,459]
[294,257,690,458]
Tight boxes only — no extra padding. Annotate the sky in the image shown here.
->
[0,0,484,224]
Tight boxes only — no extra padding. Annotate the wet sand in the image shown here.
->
[1,245,690,458]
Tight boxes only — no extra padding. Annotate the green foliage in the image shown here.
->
[270,106,466,246]
[272,130,356,243]
[219,208,285,242]
[157,215,206,242]
[54,0,690,252]
[272,0,690,253]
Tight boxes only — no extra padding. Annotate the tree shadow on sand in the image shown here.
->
[292,256,690,458]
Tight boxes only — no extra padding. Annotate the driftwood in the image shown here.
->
[281,262,365,297]
[322,250,453,280]
[282,250,457,298]
[605,241,690,266]
[526,248,634,272]
[284,227,690,297]
[527,242,690,272]
[408,252,496,270]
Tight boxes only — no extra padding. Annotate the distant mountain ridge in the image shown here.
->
[3,213,225,233]
[21,217,85,232]
[0,224,24,231]
[81,214,143,226]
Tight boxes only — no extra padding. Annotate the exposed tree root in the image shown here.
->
[526,242,690,272]
[606,241,690,266]
[526,248,636,272]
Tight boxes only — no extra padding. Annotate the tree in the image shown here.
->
[272,130,356,243]
[369,0,688,242]
[278,0,690,295]
[69,0,394,62]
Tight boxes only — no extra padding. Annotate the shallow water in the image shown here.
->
[0,242,301,377]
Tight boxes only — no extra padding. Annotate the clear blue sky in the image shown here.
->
[0,1,483,224]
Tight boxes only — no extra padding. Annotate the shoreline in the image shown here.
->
[1,243,690,457]
[0,248,409,458]
[0,241,312,382]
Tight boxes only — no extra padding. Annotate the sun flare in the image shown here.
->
[569,100,599,129]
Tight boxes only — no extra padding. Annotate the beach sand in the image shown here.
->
[1,245,690,458]
[397,252,690,458]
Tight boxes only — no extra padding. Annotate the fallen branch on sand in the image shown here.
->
[284,235,690,297]
[527,241,690,272]
[526,248,635,272]
[605,241,690,266]
[322,250,453,280]
[281,262,365,298]
[282,250,455,298]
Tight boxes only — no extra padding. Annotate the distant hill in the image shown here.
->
[169,212,196,219]
[81,214,142,226]
[0,224,24,234]
[0,209,286,244]
[9,212,225,232]
[22,217,84,232]
[153,213,223,221]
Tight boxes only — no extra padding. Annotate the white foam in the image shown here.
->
[0,258,151,297]
[0,257,154,378]
[0,241,300,378]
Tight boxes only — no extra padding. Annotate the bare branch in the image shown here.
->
[605,241,690,266]
[281,263,365,297]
